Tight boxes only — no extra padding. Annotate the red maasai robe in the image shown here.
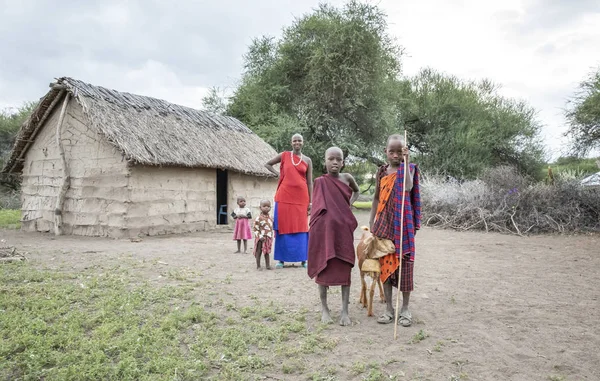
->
[307,175,358,286]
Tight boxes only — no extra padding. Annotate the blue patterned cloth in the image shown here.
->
[392,163,421,261]
[273,202,308,262]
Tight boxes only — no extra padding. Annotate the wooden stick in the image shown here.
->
[9,89,66,173]
[54,93,71,236]
[0,257,26,263]
[393,130,409,340]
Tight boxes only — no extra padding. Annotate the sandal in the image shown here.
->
[377,311,394,324]
[398,311,412,327]
[275,262,284,269]
[301,261,307,268]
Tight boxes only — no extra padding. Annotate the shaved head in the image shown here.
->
[325,146,343,159]
[386,134,405,147]
[291,133,303,141]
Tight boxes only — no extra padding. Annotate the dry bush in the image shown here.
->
[421,166,600,234]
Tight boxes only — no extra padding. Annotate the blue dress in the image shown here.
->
[273,201,308,263]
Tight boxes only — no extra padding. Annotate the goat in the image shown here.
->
[356,226,395,316]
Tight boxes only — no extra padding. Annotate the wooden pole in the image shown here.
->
[9,89,66,173]
[393,130,409,340]
[54,93,71,236]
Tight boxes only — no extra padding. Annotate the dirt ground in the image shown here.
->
[2,210,599,380]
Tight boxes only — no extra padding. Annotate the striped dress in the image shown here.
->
[372,163,421,291]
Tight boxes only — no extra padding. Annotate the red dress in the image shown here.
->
[274,151,310,234]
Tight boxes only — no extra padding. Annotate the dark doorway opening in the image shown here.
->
[216,169,228,225]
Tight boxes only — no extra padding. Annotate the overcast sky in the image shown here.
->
[1,0,599,159]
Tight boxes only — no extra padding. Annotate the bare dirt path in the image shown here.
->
[2,211,599,380]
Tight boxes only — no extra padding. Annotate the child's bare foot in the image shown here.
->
[321,309,333,324]
[266,266,272,270]
[339,313,351,326]
[234,250,241,253]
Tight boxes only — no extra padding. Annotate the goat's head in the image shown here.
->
[359,226,395,259]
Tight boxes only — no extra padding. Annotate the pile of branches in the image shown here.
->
[421,166,600,235]
[0,241,27,263]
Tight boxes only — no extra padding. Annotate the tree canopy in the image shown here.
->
[400,69,545,179]
[565,66,600,155]
[201,87,228,115]
[228,1,403,173]
[228,1,546,179]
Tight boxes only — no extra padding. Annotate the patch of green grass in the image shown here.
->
[410,329,429,344]
[352,201,372,210]
[351,361,394,380]
[308,374,338,381]
[166,269,190,281]
[281,359,305,374]
[351,361,367,375]
[363,368,386,381]
[0,209,20,229]
[0,262,338,380]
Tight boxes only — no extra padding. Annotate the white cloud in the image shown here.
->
[379,0,600,158]
[119,60,210,109]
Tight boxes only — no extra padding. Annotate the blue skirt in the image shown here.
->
[273,202,308,263]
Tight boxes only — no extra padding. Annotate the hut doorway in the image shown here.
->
[216,169,228,225]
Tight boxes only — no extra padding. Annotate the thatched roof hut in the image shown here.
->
[2,77,279,238]
[3,77,276,176]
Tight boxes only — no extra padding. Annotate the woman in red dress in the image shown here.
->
[265,134,313,268]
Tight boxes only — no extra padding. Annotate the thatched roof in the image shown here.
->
[2,77,277,177]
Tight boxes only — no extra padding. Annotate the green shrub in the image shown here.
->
[0,209,20,229]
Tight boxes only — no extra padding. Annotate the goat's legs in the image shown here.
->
[340,285,351,326]
[318,285,333,324]
[377,277,385,303]
[368,275,377,316]
[359,273,368,308]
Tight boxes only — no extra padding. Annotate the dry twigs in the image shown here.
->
[0,245,28,263]
[420,166,600,235]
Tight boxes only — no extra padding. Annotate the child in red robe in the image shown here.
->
[307,147,359,325]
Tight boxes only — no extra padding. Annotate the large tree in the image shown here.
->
[228,1,403,173]
[565,66,600,155]
[400,69,545,179]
